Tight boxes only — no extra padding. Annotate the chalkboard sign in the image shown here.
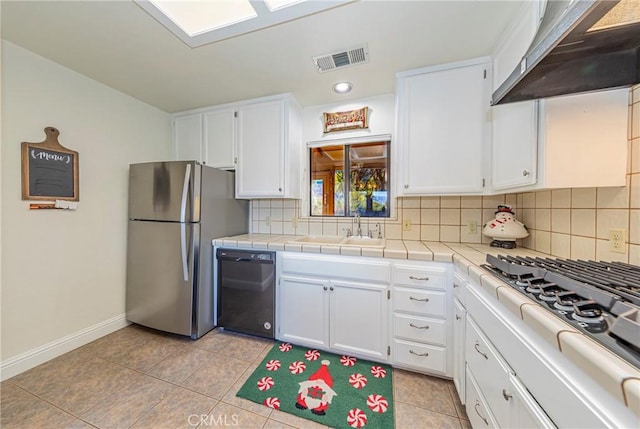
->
[21,127,79,201]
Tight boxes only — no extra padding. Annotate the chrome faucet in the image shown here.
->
[354,213,362,237]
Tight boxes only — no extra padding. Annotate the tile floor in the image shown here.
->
[1,325,470,428]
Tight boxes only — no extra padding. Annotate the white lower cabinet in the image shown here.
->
[452,297,466,404]
[277,252,390,362]
[390,262,452,376]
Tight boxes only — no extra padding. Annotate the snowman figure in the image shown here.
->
[482,205,528,249]
[295,360,337,416]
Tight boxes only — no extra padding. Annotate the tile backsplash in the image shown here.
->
[251,86,639,265]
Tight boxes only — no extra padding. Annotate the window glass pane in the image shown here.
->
[348,142,388,217]
[310,141,389,217]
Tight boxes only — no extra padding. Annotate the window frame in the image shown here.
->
[306,134,392,218]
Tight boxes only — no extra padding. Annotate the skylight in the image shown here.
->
[135,0,355,48]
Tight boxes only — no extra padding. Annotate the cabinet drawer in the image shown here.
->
[393,287,446,317]
[393,339,446,374]
[394,265,446,290]
[466,316,512,428]
[394,313,446,346]
[466,366,498,429]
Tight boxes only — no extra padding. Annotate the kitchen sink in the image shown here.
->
[340,236,386,248]
[288,235,386,248]
[288,235,344,245]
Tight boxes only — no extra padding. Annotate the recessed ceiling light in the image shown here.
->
[333,82,352,94]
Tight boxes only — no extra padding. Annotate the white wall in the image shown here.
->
[0,41,172,373]
[302,93,395,144]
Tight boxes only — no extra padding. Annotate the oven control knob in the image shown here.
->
[264,322,271,330]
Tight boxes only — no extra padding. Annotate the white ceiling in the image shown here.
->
[1,0,526,113]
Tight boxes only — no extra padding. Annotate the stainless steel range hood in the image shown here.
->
[492,0,640,105]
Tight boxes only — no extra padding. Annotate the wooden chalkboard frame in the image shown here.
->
[21,127,79,201]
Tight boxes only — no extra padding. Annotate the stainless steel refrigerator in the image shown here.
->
[126,161,248,339]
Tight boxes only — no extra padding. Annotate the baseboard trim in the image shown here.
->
[0,314,130,381]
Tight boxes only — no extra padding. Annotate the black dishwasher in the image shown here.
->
[216,248,276,339]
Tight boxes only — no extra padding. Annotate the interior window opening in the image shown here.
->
[310,140,390,217]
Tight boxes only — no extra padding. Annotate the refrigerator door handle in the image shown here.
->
[180,223,189,281]
[179,163,191,223]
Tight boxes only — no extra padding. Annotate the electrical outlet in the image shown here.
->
[403,218,412,231]
[467,221,477,234]
[292,216,298,228]
[609,228,626,254]
[265,216,271,227]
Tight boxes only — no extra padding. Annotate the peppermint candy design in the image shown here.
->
[347,408,368,428]
[340,355,357,366]
[305,349,320,361]
[370,365,387,378]
[366,394,389,413]
[289,361,306,374]
[278,343,292,352]
[257,376,274,391]
[348,373,368,389]
[265,359,281,371]
[263,397,280,410]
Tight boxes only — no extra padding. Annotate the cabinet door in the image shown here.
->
[329,280,388,361]
[278,275,329,349]
[398,60,489,195]
[203,108,235,169]
[236,100,284,198]
[453,298,466,404]
[507,374,556,429]
[174,114,202,161]
[491,1,540,191]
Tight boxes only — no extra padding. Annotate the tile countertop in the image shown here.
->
[213,234,640,417]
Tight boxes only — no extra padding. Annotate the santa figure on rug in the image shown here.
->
[295,360,337,416]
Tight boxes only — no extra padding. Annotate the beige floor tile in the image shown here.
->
[263,418,298,429]
[207,402,268,429]
[181,353,251,399]
[460,417,472,429]
[0,383,92,429]
[395,401,462,429]
[393,369,457,417]
[130,387,217,429]
[448,382,468,419]
[221,361,273,418]
[145,347,217,384]
[268,409,330,429]
[218,331,273,362]
[192,328,234,352]
[79,373,176,428]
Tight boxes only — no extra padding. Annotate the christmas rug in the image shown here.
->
[236,342,394,428]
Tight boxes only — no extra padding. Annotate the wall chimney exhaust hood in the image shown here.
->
[492,0,640,105]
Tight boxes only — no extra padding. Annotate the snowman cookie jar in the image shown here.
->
[482,205,528,249]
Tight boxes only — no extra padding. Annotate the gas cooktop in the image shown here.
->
[482,254,640,369]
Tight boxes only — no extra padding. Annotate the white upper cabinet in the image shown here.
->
[173,114,202,162]
[203,107,236,169]
[172,107,235,169]
[173,93,301,199]
[235,95,301,199]
[396,57,492,195]
[490,1,541,191]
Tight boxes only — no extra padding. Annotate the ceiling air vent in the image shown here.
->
[313,44,369,73]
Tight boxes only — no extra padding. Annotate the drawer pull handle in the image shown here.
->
[323,286,328,291]
[474,342,488,360]
[409,350,429,357]
[409,276,429,281]
[453,283,459,288]
[474,400,488,425]
[409,323,429,330]
[502,389,512,401]
[409,296,429,302]
[329,286,334,291]
[455,315,461,320]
